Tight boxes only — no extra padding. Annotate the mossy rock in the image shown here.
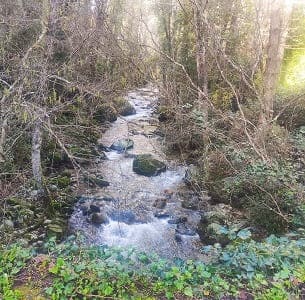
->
[157,106,173,122]
[60,169,72,178]
[93,103,118,123]
[181,199,198,210]
[69,145,99,159]
[91,212,109,225]
[197,221,230,246]
[84,175,110,187]
[113,97,136,116]
[110,138,134,152]
[49,176,71,189]
[207,223,230,246]
[200,204,233,225]
[133,154,166,177]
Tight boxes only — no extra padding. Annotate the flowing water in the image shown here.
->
[69,86,205,260]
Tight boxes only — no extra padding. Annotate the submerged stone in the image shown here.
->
[153,198,167,209]
[133,154,166,177]
[89,204,101,213]
[168,216,187,224]
[97,143,111,152]
[110,210,136,225]
[110,138,134,152]
[154,212,170,219]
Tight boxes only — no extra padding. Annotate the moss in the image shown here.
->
[93,103,118,123]
[113,96,136,116]
[60,169,72,178]
[113,96,126,108]
[157,106,173,122]
[133,154,166,177]
[53,176,71,189]
[14,285,46,300]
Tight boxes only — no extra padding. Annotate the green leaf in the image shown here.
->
[184,286,193,297]
[237,229,252,240]
[104,285,114,296]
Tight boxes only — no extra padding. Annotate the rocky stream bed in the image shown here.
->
[69,86,210,259]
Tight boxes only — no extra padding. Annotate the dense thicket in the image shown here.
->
[156,0,305,233]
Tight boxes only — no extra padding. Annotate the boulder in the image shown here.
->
[200,204,233,225]
[113,96,136,116]
[119,102,136,116]
[91,212,109,225]
[175,234,182,243]
[176,224,197,236]
[168,216,188,224]
[110,138,134,152]
[205,223,230,246]
[89,204,101,213]
[84,175,110,188]
[80,202,91,215]
[133,154,166,177]
[181,199,198,210]
[93,103,117,123]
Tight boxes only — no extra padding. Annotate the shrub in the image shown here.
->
[223,161,302,232]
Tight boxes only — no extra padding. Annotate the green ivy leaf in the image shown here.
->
[184,286,193,297]
[237,229,252,240]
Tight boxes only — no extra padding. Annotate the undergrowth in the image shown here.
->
[1,233,305,299]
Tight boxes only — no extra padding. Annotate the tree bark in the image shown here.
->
[32,119,43,189]
[0,118,7,162]
[259,0,291,130]
[194,0,208,114]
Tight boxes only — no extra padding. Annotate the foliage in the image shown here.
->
[205,233,305,280]
[0,245,32,300]
[2,234,305,299]
[201,141,304,233]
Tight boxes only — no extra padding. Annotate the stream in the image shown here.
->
[69,86,205,260]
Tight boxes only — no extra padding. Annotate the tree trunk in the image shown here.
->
[0,118,7,162]
[259,0,291,130]
[32,119,43,189]
[194,0,208,114]
[96,0,108,31]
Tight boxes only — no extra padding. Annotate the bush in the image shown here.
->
[220,161,302,232]
[199,142,304,233]
[275,96,305,130]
